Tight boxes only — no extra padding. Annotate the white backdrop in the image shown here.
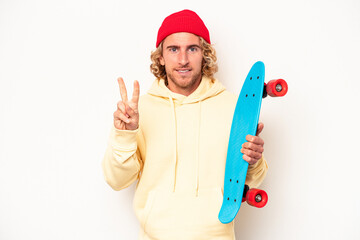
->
[1,0,359,239]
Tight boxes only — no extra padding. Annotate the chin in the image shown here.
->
[178,78,195,88]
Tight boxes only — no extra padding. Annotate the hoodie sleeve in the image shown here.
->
[245,155,268,188]
[102,126,144,191]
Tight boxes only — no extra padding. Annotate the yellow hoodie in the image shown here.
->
[102,77,268,239]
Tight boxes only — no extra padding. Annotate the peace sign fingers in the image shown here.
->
[114,77,140,131]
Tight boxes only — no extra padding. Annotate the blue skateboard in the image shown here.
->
[218,61,288,224]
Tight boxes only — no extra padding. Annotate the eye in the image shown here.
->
[170,47,178,52]
[189,47,198,52]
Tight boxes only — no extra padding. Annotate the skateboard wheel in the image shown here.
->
[246,189,268,208]
[266,79,288,97]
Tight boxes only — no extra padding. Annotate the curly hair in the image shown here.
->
[150,37,218,82]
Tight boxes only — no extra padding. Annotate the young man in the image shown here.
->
[103,9,268,239]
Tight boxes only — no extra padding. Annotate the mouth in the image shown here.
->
[176,69,191,74]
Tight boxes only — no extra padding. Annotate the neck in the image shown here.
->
[166,77,202,96]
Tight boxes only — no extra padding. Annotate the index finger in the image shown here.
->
[132,80,140,104]
[245,135,264,146]
[117,77,128,102]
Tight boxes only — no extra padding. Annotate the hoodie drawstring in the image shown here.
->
[168,94,178,193]
[195,101,202,197]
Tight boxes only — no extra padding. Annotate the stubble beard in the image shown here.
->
[166,68,202,90]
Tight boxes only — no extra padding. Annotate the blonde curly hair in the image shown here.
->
[150,37,218,82]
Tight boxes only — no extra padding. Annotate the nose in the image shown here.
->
[178,50,189,66]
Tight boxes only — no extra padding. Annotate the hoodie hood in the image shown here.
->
[147,76,226,104]
[147,76,226,196]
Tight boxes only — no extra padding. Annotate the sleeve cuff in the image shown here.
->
[109,125,139,149]
[247,155,267,172]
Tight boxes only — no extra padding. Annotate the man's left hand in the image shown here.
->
[240,122,265,165]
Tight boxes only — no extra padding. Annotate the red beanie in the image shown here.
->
[156,9,210,47]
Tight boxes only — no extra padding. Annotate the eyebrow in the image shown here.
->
[187,44,201,49]
[166,45,179,49]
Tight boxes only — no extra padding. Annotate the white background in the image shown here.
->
[1,0,359,239]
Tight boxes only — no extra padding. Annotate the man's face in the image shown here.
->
[160,32,203,96]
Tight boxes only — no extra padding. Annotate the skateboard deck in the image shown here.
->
[218,61,266,224]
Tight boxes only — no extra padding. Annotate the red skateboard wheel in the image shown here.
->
[246,188,268,208]
[266,79,288,97]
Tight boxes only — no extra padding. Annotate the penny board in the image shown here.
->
[218,61,265,224]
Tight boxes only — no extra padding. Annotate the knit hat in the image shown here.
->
[156,9,210,47]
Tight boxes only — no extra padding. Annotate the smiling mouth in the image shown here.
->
[176,69,191,73]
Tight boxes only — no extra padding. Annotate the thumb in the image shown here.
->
[256,122,264,136]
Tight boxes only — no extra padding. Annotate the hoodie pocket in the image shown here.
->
[143,187,234,239]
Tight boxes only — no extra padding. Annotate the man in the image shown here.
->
[102,9,268,239]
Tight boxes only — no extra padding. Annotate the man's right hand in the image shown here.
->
[113,77,140,130]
